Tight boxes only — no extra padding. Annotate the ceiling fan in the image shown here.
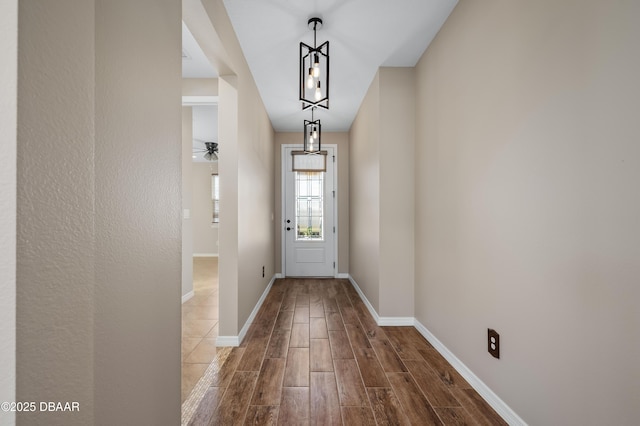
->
[193,139,219,161]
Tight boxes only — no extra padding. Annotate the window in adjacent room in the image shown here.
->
[211,173,219,224]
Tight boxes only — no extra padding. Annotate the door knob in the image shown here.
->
[286,227,291,231]
[286,219,291,223]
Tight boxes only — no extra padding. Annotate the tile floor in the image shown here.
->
[182,257,219,402]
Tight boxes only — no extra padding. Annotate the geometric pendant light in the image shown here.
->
[299,17,329,110]
[303,107,321,154]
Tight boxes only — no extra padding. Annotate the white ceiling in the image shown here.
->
[222,0,458,132]
[182,0,458,138]
[182,22,218,78]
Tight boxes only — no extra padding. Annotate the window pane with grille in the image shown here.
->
[295,171,323,240]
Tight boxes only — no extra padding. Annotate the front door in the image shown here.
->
[284,146,335,277]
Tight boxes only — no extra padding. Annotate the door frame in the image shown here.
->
[281,143,338,277]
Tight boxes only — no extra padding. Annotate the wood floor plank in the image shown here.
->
[274,310,294,330]
[281,295,296,311]
[250,358,286,406]
[323,297,339,313]
[385,328,423,360]
[404,360,460,408]
[244,406,279,426]
[189,387,223,426]
[210,347,245,387]
[325,312,345,331]
[310,372,342,426]
[370,339,407,372]
[283,347,309,387]
[309,302,325,317]
[310,339,333,372]
[335,293,352,309]
[387,372,443,425]
[210,371,258,426]
[289,323,310,348]
[333,359,369,407]
[338,305,359,324]
[418,349,471,389]
[247,320,274,340]
[404,327,434,351]
[344,323,371,349]
[450,388,508,426]
[296,294,310,306]
[367,387,412,426]
[294,306,310,324]
[309,289,322,305]
[328,330,354,359]
[353,347,389,387]
[352,303,387,339]
[340,407,376,425]
[237,335,270,372]
[279,387,309,426]
[310,317,328,339]
[434,407,478,426]
[266,329,290,359]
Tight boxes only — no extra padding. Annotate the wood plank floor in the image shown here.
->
[188,278,507,426]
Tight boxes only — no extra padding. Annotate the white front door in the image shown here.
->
[284,146,335,277]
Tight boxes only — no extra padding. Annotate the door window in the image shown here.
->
[295,171,323,241]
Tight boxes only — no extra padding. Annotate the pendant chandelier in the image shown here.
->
[303,107,321,154]
[299,17,329,110]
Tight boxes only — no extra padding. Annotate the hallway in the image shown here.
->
[183,278,506,425]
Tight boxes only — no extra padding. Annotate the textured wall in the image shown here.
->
[94,0,182,424]
[414,1,640,424]
[0,1,17,424]
[17,1,96,424]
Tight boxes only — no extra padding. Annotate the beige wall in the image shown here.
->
[0,0,17,422]
[379,68,415,317]
[274,132,350,275]
[182,107,194,298]
[17,1,96,424]
[94,0,182,423]
[192,162,219,255]
[414,1,640,424]
[182,78,218,97]
[17,0,182,424]
[349,69,416,317]
[349,73,381,311]
[196,0,276,338]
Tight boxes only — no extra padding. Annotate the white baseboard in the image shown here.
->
[413,320,526,426]
[181,291,194,304]
[378,317,414,326]
[348,274,522,424]
[193,253,218,257]
[215,274,277,347]
[347,275,380,324]
[215,336,240,346]
[336,273,349,279]
[274,273,284,279]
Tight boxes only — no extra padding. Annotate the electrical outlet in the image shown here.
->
[488,329,500,359]
[262,266,265,278]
